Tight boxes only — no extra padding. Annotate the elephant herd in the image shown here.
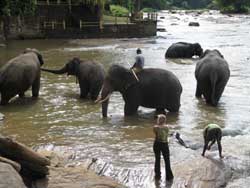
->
[0,43,230,118]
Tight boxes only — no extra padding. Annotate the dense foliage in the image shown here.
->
[0,0,36,17]
[214,0,250,13]
[110,4,129,16]
[109,0,249,13]
[109,0,214,10]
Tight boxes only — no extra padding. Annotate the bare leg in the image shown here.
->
[202,139,209,157]
[217,140,223,158]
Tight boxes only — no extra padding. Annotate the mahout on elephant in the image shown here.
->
[96,64,182,117]
[165,42,203,58]
[41,57,105,100]
[195,49,230,106]
[0,48,44,105]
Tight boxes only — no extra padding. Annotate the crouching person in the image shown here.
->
[202,123,223,158]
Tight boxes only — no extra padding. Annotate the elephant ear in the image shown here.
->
[194,43,203,56]
[214,50,224,59]
[124,70,139,90]
[108,65,138,91]
[199,49,210,59]
[67,57,81,76]
[36,53,44,66]
[23,48,44,66]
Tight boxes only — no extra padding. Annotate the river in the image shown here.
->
[0,10,250,188]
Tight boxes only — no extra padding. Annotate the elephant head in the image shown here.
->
[41,57,81,76]
[193,43,203,57]
[96,64,138,117]
[200,49,224,59]
[24,48,44,66]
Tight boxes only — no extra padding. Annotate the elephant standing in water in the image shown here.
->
[96,64,182,117]
[195,49,230,106]
[0,48,44,105]
[165,42,203,58]
[41,58,105,100]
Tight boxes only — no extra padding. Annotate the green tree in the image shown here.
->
[0,0,36,40]
[214,0,250,13]
[142,0,167,10]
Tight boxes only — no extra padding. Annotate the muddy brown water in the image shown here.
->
[1,11,250,188]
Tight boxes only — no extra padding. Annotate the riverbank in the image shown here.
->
[33,150,125,188]
[0,136,124,188]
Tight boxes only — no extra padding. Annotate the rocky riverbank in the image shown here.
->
[0,136,124,188]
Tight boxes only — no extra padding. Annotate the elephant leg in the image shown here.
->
[195,83,202,98]
[89,83,102,101]
[156,108,166,115]
[203,84,212,105]
[80,81,90,99]
[19,92,25,98]
[124,102,139,116]
[32,76,40,98]
[166,106,179,113]
[211,82,226,106]
[1,92,12,105]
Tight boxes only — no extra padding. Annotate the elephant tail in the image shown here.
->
[210,72,218,106]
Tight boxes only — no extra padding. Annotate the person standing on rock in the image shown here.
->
[202,123,223,158]
[153,114,174,181]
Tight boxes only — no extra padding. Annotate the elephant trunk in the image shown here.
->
[41,66,67,74]
[101,98,110,118]
[97,80,113,118]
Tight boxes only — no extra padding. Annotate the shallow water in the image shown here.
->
[1,10,250,187]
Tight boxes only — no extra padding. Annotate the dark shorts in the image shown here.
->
[204,128,222,142]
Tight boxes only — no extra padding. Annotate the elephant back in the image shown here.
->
[0,53,40,90]
[133,68,182,111]
[79,61,105,81]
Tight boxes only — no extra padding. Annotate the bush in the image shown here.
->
[141,8,157,12]
[110,5,129,17]
[220,5,249,13]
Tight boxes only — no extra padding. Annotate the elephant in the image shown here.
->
[96,64,182,117]
[165,42,203,58]
[0,48,44,105]
[41,58,105,100]
[195,49,230,106]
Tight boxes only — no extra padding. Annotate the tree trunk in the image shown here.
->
[134,0,141,13]
[2,15,10,41]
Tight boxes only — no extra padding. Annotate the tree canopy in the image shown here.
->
[0,0,36,17]
[214,0,250,13]
[109,0,249,12]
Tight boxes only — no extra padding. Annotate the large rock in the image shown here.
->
[226,177,250,188]
[172,156,232,188]
[33,151,125,188]
[0,162,27,188]
[188,22,200,26]
[0,136,50,179]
